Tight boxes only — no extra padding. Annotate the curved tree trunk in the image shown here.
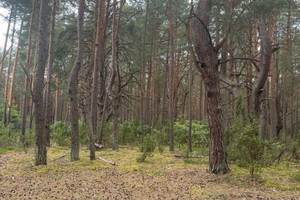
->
[68,0,85,162]
[33,0,50,166]
[193,0,229,174]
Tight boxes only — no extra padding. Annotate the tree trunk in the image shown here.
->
[0,6,13,88]
[111,0,118,150]
[89,0,106,160]
[3,13,16,126]
[29,39,39,129]
[251,14,272,118]
[20,0,37,145]
[7,15,24,125]
[282,0,291,133]
[45,0,57,147]
[168,0,174,152]
[33,0,50,166]
[188,0,194,152]
[193,0,229,174]
[68,0,85,162]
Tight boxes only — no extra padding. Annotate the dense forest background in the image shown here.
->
[0,0,299,176]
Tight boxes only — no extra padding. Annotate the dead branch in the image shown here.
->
[50,151,70,162]
[174,154,201,159]
[98,156,115,165]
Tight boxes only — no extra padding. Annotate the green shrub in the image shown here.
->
[173,120,209,150]
[50,121,70,146]
[23,129,35,152]
[0,123,19,147]
[78,120,89,145]
[136,135,156,162]
[119,120,140,145]
[235,119,265,178]
[291,171,300,182]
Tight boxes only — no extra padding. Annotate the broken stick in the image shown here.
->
[98,156,115,165]
[51,151,70,162]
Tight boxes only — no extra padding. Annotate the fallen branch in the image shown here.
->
[51,151,70,162]
[95,143,104,149]
[174,155,201,159]
[267,148,287,167]
[98,156,115,165]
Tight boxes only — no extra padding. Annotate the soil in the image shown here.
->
[0,146,299,200]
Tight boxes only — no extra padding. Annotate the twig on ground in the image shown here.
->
[50,151,70,162]
[98,156,115,165]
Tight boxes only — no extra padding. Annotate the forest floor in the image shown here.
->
[0,145,299,200]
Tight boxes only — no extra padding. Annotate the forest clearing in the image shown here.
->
[1,146,300,200]
[0,0,300,199]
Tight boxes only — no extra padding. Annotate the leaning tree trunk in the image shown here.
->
[7,15,24,125]
[0,6,13,88]
[250,14,272,123]
[68,0,85,162]
[3,13,16,126]
[33,0,50,166]
[193,0,229,174]
[20,0,37,145]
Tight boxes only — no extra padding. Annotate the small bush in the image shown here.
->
[23,129,35,152]
[50,121,71,146]
[0,123,19,147]
[291,172,300,182]
[78,120,89,145]
[136,135,156,162]
[119,120,140,145]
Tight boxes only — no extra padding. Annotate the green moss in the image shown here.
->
[0,146,23,154]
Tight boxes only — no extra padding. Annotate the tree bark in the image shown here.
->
[0,6,13,89]
[282,0,291,133]
[7,14,25,125]
[29,39,39,129]
[45,0,57,147]
[20,0,37,145]
[168,0,175,152]
[33,0,50,166]
[193,0,229,174]
[68,0,85,162]
[3,12,16,126]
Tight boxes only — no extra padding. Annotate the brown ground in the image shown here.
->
[0,146,299,200]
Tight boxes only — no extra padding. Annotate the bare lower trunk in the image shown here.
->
[33,0,50,166]
[21,0,36,145]
[68,0,85,162]
[7,15,24,125]
[45,0,57,147]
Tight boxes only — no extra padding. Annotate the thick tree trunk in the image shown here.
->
[3,13,16,126]
[7,15,24,125]
[45,0,57,147]
[168,0,175,152]
[193,0,229,174]
[33,0,50,166]
[20,0,37,145]
[68,0,85,162]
